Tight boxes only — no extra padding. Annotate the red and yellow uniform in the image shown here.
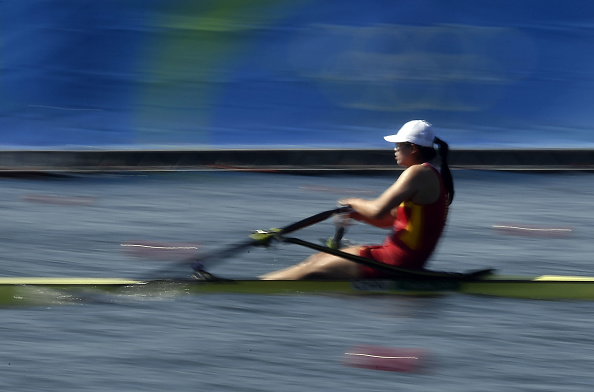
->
[359,163,448,278]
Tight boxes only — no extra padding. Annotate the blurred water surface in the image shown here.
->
[2,171,594,391]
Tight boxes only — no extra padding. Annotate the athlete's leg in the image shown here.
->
[259,246,363,280]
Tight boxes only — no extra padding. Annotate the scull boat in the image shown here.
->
[2,273,594,307]
[3,207,592,306]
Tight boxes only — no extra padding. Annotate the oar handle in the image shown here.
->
[280,206,351,235]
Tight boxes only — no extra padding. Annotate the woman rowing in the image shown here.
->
[259,120,454,280]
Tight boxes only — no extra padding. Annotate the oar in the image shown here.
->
[274,206,352,236]
[148,206,351,277]
[282,236,494,280]
[191,206,352,269]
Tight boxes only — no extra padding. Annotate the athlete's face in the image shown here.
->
[394,142,413,166]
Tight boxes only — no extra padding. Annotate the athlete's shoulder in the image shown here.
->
[401,163,440,187]
[404,163,436,177]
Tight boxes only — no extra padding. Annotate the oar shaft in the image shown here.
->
[280,206,351,235]
[282,237,407,275]
[282,237,493,280]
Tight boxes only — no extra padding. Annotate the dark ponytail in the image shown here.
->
[434,137,454,205]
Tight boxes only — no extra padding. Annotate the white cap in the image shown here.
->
[384,120,435,147]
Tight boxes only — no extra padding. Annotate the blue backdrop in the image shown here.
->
[1,0,593,148]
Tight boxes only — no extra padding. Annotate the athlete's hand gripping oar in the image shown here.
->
[189,206,352,272]
[324,208,352,249]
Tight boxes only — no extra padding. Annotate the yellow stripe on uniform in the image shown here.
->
[397,201,424,250]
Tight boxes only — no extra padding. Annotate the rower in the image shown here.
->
[259,120,454,280]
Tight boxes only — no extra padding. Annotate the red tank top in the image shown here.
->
[384,163,448,260]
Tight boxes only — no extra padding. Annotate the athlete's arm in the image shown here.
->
[348,208,396,228]
[340,165,436,227]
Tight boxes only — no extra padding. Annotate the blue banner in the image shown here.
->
[1,1,593,148]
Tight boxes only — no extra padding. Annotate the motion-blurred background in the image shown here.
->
[2,0,593,150]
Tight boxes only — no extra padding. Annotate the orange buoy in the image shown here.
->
[121,241,199,260]
[492,223,573,238]
[343,345,428,373]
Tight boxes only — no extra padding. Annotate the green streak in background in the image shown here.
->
[135,0,297,145]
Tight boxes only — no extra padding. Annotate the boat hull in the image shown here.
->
[2,274,594,306]
[460,275,594,300]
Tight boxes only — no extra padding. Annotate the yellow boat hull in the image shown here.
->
[2,274,594,306]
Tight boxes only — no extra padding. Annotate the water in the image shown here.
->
[2,170,594,391]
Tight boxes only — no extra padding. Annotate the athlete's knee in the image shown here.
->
[300,252,325,266]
